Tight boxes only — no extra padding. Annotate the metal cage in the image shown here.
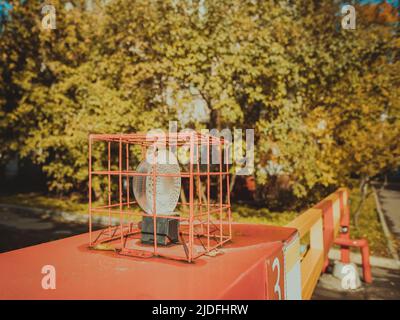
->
[88,132,232,262]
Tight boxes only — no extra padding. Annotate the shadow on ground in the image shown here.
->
[313,264,400,300]
[0,206,89,253]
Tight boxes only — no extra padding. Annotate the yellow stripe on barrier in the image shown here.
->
[285,237,300,271]
[286,208,324,300]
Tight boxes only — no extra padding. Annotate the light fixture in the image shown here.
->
[132,148,181,245]
[88,133,232,262]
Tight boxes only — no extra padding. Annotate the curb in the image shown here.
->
[328,248,400,270]
[372,186,400,263]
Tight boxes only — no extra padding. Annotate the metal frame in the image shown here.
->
[88,132,232,262]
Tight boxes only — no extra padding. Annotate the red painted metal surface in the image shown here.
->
[334,189,372,283]
[0,223,297,300]
[338,192,351,263]
[314,188,372,283]
[265,248,285,300]
[88,133,232,263]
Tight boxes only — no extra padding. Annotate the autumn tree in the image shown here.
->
[0,0,398,211]
[1,0,97,192]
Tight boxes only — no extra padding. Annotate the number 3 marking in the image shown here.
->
[272,257,282,300]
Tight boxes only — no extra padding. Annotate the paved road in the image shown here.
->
[377,184,400,242]
[313,265,400,300]
[0,206,88,253]
[313,183,400,300]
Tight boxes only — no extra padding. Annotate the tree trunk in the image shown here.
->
[197,179,208,205]
[354,175,369,228]
[180,188,188,214]
[226,173,236,203]
[379,172,388,191]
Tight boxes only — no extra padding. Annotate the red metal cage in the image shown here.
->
[88,132,232,262]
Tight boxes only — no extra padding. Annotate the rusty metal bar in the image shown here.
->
[119,137,123,247]
[207,136,211,251]
[126,143,130,209]
[88,132,232,263]
[189,134,195,262]
[89,135,92,246]
[152,147,158,256]
[108,141,111,235]
[225,145,232,239]
[219,143,223,243]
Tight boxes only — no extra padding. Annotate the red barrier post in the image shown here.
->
[339,190,351,264]
[334,238,372,283]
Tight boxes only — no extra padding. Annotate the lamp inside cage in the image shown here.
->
[88,132,232,263]
[133,148,181,245]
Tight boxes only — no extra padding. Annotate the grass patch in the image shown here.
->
[0,193,89,214]
[0,193,298,226]
[231,204,297,226]
[348,188,390,257]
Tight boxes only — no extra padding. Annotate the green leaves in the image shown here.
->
[0,0,398,206]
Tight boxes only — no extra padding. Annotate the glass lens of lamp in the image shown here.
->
[133,149,181,215]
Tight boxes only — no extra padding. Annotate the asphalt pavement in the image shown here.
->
[377,184,400,247]
[314,183,400,300]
